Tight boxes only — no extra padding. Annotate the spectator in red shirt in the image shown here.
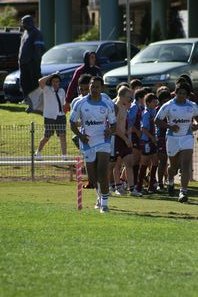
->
[64,51,102,112]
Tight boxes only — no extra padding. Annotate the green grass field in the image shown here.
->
[0,103,198,296]
[0,181,198,297]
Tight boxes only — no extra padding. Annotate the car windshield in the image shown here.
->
[42,44,98,64]
[131,43,193,64]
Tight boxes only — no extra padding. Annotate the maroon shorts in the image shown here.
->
[140,140,157,155]
[115,136,132,159]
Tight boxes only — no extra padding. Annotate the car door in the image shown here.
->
[190,42,198,92]
[97,42,129,74]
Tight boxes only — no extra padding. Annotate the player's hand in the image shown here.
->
[104,128,112,139]
[79,134,89,144]
[125,138,132,148]
[170,124,179,132]
[63,102,70,113]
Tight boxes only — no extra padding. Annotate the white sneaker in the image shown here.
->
[130,188,143,197]
[178,190,188,203]
[94,198,101,209]
[114,188,127,196]
[34,151,42,160]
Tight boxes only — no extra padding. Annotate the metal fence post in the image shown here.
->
[30,122,35,181]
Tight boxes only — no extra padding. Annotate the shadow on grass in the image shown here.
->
[0,104,25,113]
[110,207,198,220]
[138,193,198,205]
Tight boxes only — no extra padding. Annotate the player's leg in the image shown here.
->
[56,115,67,156]
[59,133,67,156]
[157,152,168,190]
[96,152,110,212]
[122,153,135,193]
[148,152,158,193]
[35,118,54,158]
[178,149,193,202]
[167,154,179,196]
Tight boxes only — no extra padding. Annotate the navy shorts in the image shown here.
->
[44,116,66,137]
[140,140,157,155]
[132,134,140,150]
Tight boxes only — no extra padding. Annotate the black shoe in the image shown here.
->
[168,184,175,196]
[178,191,188,203]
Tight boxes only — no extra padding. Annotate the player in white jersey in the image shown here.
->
[155,83,198,202]
[70,76,116,213]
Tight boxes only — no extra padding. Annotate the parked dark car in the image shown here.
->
[103,38,198,97]
[0,28,21,102]
[3,40,139,103]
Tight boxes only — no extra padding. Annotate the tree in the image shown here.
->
[167,7,185,39]
[75,26,99,41]
[0,6,18,27]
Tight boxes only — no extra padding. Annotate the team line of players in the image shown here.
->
[70,75,198,213]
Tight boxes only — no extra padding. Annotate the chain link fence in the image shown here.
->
[0,122,80,181]
[0,123,198,181]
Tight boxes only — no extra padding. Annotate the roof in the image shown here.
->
[150,38,198,45]
[0,0,38,3]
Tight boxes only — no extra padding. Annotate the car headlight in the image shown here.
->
[144,74,170,82]
[104,76,119,84]
[4,75,18,84]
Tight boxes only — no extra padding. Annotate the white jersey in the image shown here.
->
[70,94,116,150]
[155,98,198,137]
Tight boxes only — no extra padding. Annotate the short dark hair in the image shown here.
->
[134,88,146,101]
[177,75,193,91]
[89,76,104,86]
[142,86,153,94]
[47,74,61,85]
[130,79,142,89]
[145,93,157,105]
[78,74,92,85]
[175,82,191,96]
[116,82,130,92]
[158,90,171,103]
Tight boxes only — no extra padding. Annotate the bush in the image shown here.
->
[75,26,99,41]
[0,6,18,27]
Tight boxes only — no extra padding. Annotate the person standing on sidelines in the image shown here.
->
[70,76,116,213]
[155,82,198,202]
[64,51,102,112]
[34,73,67,159]
[18,15,45,111]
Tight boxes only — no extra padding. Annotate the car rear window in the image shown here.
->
[42,44,98,64]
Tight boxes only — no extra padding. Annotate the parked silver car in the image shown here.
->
[104,38,198,97]
[3,40,139,103]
